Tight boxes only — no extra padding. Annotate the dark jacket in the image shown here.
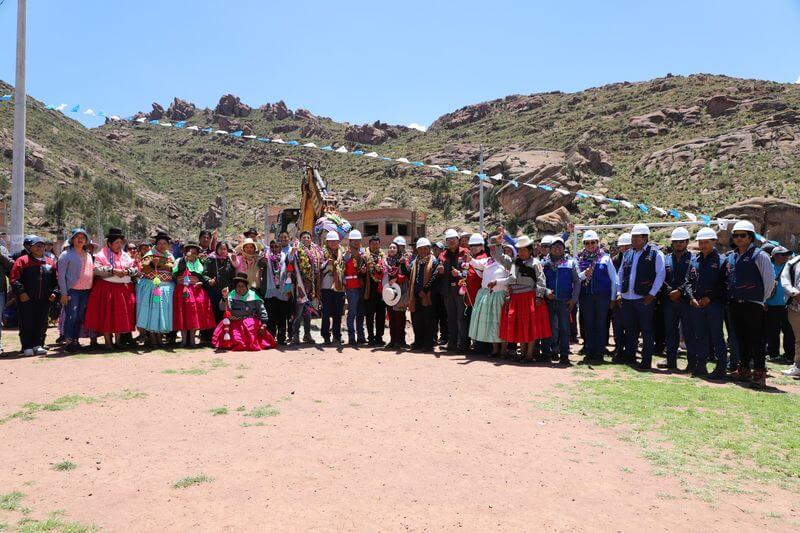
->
[0,245,13,294]
[203,255,235,291]
[10,254,59,300]
[685,249,727,302]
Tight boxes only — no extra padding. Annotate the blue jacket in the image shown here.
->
[686,249,726,302]
[727,245,770,302]
[621,244,659,296]
[542,255,580,302]
[57,247,93,295]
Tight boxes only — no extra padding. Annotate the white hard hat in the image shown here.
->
[732,220,755,234]
[348,229,362,240]
[541,235,554,246]
[416,237,431,249]
[617,233,632,246]
[392,236,406,246]
[696,227,718,241]
[582,230,599,242]
[631,224,650,236]
[670,227,691,241]
[325,231,340,242]
[550,236,565,245]
[444,228,459,240]
[468,233,484,246]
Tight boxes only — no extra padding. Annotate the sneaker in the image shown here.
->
[23,348,34,356]
[781,365,800,377]
[33,346,48,356]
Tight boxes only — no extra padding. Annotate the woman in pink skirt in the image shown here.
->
[172,242,216,347]
[212,273,276,351]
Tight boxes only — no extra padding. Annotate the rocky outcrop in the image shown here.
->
[343,121,408,145]
[628,106,701,136]
[260,101,292,120]
[566,144,613,176]
[423,143,482,166]
[295,108,315,120]
[217,117,241,132]
[165,98,196,120]
[272,124,299,134]
[535,206,571,233]
[429,93,548,130]
[634,111,800,175]
[146,103,164,121]
[198,196,224,229]
[299,122,332,139]
[706,94,739,117]
[215,94,251,117]
[716,197,800,248]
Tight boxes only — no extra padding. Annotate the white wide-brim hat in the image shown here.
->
[382,282,402,307]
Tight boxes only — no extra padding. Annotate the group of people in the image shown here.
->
[3,219,799,389]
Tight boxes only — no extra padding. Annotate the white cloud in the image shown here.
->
[407,123,427,132]
[796,75,800,84]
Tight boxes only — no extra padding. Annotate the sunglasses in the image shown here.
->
[732,233,750,239]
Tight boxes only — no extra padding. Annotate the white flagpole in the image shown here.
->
[10,0,27,252]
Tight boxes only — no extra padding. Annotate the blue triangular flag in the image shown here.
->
[0,94,11,102]
[510,179,519,188]
[411,161,424,167]
[637,203,650,213]
[538,185,553,191]
[445,165,459,172]
[352,150,364,155]
[607,198,620,204]
[668,209,681,219]
[476,173,487,181]
[202,127,213,133]
[71,105,80,112]
[148,119,159,125]
[98,111,106,117]
[755,233,765,242]
[174,121,186,128]
[231,130,243,137]
[257,137,270,142]
[575,192,589,199]
[286,140,299,146]
[380,157,393,161]
[699,214,711,224]
[321,145,333,151]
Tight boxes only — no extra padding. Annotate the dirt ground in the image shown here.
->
[0,328,798,532]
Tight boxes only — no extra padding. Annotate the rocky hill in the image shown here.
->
[1,74,799,243]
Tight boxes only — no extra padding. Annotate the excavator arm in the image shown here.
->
[299,166,337,233]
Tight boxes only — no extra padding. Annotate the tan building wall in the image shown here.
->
[344,208,427,245]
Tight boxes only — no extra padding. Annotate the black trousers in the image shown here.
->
[653,300,666,353]
[266,298,292,344]
[432,293,448,343]
[19,299,50,350]
[389,308,407,345]
[412,305,436,349]
[443,285,469,349]
[729,301,766,371]
[766,305,795,358]
[363,297,386,342]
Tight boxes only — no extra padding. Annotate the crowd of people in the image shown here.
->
[2,219,799,390]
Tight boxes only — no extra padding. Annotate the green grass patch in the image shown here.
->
[16,515,97,533]
[235,406,246,412]
[550,368,800,495]
[208,358,228,368]
[172,474,213,489]
[0,390,147,424]
[243,405,280,418]
[236,364,251,370]
[53,461,77,471]
[241,422,266,427]
[209,407,228,416]
[0,491,24,511]
[161,367,209,375]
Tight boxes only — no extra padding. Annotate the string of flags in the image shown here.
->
[0,94,781,245]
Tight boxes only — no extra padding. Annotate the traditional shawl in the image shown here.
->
[408,254,435,312]
[322,245,344,291]
[363,248,385,299]
[95,245,134,270]
[140,249,175,280]
[228,288,263,303]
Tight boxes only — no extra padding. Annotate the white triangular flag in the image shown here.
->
[396,157,410,163]
[335,146,348,153]
[365,152,378,158]
[303,142,317,148]
[186,125,200,131]
[83,109,96,116]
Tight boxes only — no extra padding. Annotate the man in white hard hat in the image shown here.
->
[342,229,367,345]
[437,229,470,352]
[542,236,581,364]
[615,224,666,369]
[659,227,693,372]
[611,233,633,358]
[319,231,345,345]
[362,235,387,346]
[539,235,554,260]
[764,246,795,365]
[779,245,800,377]
[576,230,618,364]
[685,227,728,378]
[408,237,440,350]
[725,220,774,388]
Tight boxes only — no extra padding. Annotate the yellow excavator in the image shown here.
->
[273,166,341,237]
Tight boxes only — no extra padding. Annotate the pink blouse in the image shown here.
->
[72,254,94,290]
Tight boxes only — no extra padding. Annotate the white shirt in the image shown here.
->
[617,245,666,300]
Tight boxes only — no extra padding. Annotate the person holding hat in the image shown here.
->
[172,241,216,347]
[136,232,177,345]
[383,239,410,348]
[542,236,581,364]
[765,246,794,364]
[343,229,367,345]
[319,230,345,345]
[576,230,618,364]
[725,220,774,388]
[362,235,387,346]
[616,224,665,369]
[408,237,441,351]
[258,240,293,345]
[212,273,277,351]
[437,228,470,352]
[685,227,728,378]
[499,235,550,361]
[779,247,800,377]
[232,237,264,290]
[10,235,59,356]
[84,228,139,348]
[468,230,512,356]
[57,228,95,353]
[659,227,694,371]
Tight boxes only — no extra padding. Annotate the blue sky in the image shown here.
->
[1,0,799,129]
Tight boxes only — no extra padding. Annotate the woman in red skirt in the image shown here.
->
[84,228,138,348]
[212,273,277,351]
[172,242,216,347]
[499,235,551,362]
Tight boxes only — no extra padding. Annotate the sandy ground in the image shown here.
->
[0,328,798,532]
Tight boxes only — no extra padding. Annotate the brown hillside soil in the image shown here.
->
[0,330,797,531]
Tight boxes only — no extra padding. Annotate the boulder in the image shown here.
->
[716,197,800,249]
[429,102,491,130]
[215,94,251,117]
[423,143,482,166]
[706,94,739,117]
[299,122,332,139]
[198,196,223,229]
[628,110,669,136]
[566,144,613,176]
[295,108,315,120]
[504,94,545,112]
[146,103,164,121]
[165,98,196,120]
[272,123,299,134]
[344,121,407,145]
[26,151,45,172]
[261,101,293,120]
[534,206,571,233]
[217,117,241,132]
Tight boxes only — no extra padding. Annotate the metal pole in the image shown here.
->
[478,144,484,233]
[10,0,27,253]
[220,175,227,241]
